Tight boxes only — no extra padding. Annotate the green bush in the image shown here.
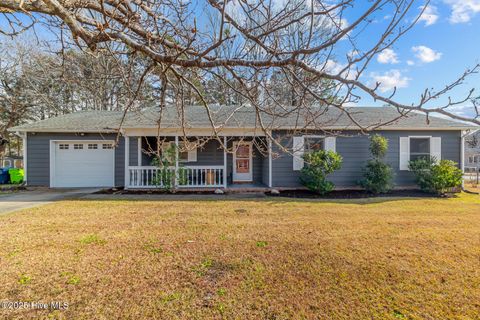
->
[151,144,179,190]
[300,150,342,195]
[369,134,388,158]
[409,158,463,194]
[359,134,394,194]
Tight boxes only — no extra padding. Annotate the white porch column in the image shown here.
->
[174,135,179,188]
[268,137,272,188]
[223,136,227,188]
[124,136,130,188]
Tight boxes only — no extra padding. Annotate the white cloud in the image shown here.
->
[377,48,399,64]
[324,60,357,80]
[339,18,349,30]
[419,5,439,26]
[412,45,442,63]
[444,0,480,23]
[443,105,476,117]
[407,60,415,66]
[370,70,410,93]
[325,59,345,74]
[347,49,360,59]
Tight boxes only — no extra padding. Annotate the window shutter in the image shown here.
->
[187,149,197,162]
[431,137,441,163]
[324,137,336,152]
[399,137,409,171]
[292,136,304,171]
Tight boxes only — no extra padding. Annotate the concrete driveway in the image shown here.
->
[0,188,99,215]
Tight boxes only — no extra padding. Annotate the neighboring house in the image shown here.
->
[8,106,478,190]
[0,155,23,168]
[465,130,480,172]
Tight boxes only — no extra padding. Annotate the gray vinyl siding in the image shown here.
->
[196,140,224,166]
[26,132,125,187]
[129,137,139,166]
[271,130,462,188]
[262,155,269,186]
[115,139,125,187]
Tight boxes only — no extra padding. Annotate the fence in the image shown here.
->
[464,167,479,187]
[0,158,23,168]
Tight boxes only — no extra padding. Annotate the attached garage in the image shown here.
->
[50,140,115,187]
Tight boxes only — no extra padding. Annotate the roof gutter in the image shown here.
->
[8,126,479,133]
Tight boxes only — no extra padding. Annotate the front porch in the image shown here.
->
[124,135,272,189]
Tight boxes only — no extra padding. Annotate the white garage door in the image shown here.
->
[52,141,115,187]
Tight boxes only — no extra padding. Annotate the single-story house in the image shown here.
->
[8,105,478,190]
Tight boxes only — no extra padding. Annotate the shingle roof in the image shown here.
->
[9,105,478,132]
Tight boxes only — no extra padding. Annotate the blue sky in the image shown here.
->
[336,1,480,118]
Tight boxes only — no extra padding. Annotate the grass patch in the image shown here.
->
[143,242,163,254]
[0,194,479,319]
[18,274,32,285]
[255,241,268,248]
[79,234,106,245]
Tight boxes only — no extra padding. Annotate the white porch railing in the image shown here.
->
[127,166,225,188]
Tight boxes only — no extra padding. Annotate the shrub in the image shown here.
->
[409,158,463,194]
[151,144,175,190]
[369,134,388,158]
[359,134,394,194]
[300,150,342,195]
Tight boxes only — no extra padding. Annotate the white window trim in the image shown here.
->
[408,136,432,161]
[73,143,84,150]
[400,136,441,171]
[303,135,326,152]
[293,135,337,171]
[162,141,197,163]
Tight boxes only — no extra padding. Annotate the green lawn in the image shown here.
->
[0,194,479,319]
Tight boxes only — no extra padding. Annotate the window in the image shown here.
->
[475,156,479,163]
[73,143,84,150]
[178,142,190,162]
[59,144,69,150]
[102,143,113,149]
[469,156,474,164]
[160,142,196,162]
[304,136,325,154]
[88,144,98,150]
[159,141,197,163]
[409,137,430,161]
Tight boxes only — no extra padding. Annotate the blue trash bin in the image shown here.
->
[0,168,9,184]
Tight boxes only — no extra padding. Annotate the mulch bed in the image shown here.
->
[269,189,444,199]
[0,184,27,192]
[94,187,447,199]
[94,188,220,195]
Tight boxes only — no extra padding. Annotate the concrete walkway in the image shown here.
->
[0,188,100,215]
